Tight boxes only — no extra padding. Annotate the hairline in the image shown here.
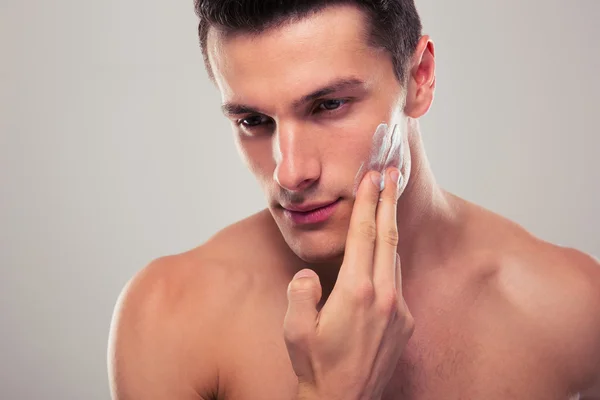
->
[201,3,411,85]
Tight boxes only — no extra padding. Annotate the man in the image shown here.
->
[107,1,600,399]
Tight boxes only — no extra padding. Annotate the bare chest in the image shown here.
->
[221,273,575,400]
[224,316,574,400]
[381,326,571,400]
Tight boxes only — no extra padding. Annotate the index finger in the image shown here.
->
[337,170,383,284]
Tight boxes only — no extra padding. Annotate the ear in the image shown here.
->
[404,36,436,118]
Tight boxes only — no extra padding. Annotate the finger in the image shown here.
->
[394,254,410,316]
[352,123,388,197]
[372,167,401,294]
[338,170,383,283]
[395,253,404,296]
[283,269,321,381]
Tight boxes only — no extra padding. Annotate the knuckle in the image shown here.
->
[402,314,416,336]
[376,290,399,316]
[398,309,415,336]
[380,190,397,203]
[283,322,311,345]
[380,227,399,246]
[357,220,377,241]
[351,280,376,305]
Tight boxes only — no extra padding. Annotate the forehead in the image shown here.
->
[206,4,389,105]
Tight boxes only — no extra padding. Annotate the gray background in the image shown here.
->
[1,0,598,399]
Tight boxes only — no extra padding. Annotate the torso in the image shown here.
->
[178,206,589,400]
[215,265,575,400]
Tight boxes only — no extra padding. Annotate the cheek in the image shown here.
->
[329,104,397,163]
[234,136,276,183]
[322,121,379,185]
[348,121,406,195]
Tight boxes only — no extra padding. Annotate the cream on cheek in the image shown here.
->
[352,115,407,196]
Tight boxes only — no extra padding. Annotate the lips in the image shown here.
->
[282,199,341,225]
[283,200,338,213]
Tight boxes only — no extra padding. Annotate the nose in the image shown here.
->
[273,123,321,192]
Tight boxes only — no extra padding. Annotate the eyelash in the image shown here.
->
[237,99,349,129]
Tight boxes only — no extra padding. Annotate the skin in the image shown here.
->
[107,4,600,400]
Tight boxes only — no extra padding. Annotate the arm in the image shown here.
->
[579,341,600,399]
[573,253,600,400]
[107,256,220,400]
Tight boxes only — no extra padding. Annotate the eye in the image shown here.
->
[315,99,347,112]
[239,114,271,128]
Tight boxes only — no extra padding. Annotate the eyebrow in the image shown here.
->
[221,77,366,117]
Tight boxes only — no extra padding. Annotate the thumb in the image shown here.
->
[283,269,321,380]
[284,269,322,338]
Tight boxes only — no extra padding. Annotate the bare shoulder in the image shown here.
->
[107,209,285,399]
[483,218,600,396]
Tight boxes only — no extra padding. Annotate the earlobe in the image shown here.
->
[404,87,434,118]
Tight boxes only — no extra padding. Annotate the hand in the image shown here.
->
[284,167,415,400]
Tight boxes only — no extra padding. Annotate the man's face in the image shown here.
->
[208,5,408,263]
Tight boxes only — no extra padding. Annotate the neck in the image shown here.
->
[311,120,466,303]
[394,120,465,276]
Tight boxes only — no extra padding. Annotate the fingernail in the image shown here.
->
[390,169,400,184]
[371,172,384,191]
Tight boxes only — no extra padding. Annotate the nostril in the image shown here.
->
[296,177,317,192]
[273,157,321,192]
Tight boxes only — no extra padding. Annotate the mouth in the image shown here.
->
[282,198,341,225]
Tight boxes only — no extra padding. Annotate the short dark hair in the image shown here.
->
[193,0,422,84]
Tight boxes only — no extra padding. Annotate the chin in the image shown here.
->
[268,202,351,264]
[278,224,346,264]
[289,238,345,264]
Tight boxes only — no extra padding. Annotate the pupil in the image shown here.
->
[246,116,262,126]
[324,100,341,110]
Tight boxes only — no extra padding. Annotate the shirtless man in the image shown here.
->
[107,1,600,399]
